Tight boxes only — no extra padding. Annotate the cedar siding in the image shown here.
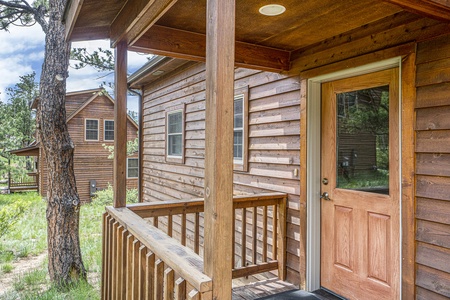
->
[141,62,301,282]
[415,33,450,298]
[40,90,138,203]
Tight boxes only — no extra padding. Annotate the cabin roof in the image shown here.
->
[9,144,40,156]
[65,0,450,73]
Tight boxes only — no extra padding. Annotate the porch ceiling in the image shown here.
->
[65,0,450,72]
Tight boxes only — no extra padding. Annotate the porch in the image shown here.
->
[9,172,39,193]
[101,193,296,299]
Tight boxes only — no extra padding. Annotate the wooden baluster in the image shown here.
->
[126,235,134,300]
[107,217,114,299]
[167,215,173,237]
[194,213,200,254]
[119,228,128,300]
[145,252,155,300]
[154,216,159,228]
[188,290,199,300]
[263,206,268,262]
[101,213,108,300]
[277,198,287,280]
[164,268,174,299]
[154,259,164,300]
[175,278,186,300]
[181,213,187,246]
[252,207,257,264]
[241,208,247,268]
[112,222,119,300]
[132,240,140,298]
[273,204,278,261]
[138,245,147,299]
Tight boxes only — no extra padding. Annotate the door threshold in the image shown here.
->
[312,288,347,300]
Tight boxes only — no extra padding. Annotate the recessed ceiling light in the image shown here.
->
[259,4,286,16]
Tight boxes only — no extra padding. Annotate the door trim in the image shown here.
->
[305,57,402,292]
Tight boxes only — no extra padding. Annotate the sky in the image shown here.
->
[0,24,150,112]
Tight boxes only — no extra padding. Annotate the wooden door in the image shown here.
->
[320,68,400,299]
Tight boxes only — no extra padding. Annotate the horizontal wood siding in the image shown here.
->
[415,33,450,298]
[141,63,301,283]
[39,93,138,203]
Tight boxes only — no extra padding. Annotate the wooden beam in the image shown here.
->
[203,0,235,299]
[383,0,450,21]
[129,25,290,72]
[113,41,128,208]
[110,0,178,47]
[63,0,84,41]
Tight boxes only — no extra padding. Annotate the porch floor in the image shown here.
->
[232,276,343,300]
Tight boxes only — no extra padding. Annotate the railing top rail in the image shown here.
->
[127,192,287,217]
[106,206,212,293]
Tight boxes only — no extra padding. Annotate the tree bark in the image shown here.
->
[37,0,86,286]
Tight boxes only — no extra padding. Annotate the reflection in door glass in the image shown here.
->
[336,85,389,195]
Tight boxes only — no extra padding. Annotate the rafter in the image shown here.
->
[129,25,290,72]
[110,0,177,47]
[383,0,450,21]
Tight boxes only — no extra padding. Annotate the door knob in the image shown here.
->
[321,192,330,201]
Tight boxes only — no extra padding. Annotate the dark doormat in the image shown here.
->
[256,290,321,300]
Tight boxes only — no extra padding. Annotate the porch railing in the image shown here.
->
[102,192,287,299]
[9,172,39,191]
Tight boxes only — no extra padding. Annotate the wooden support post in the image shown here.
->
[114,40,128,208]
[204,0,235,299]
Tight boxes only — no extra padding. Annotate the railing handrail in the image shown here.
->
[106,206,213,293]
[127,192,287,217]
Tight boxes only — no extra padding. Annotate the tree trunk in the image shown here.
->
[37,0,86,286]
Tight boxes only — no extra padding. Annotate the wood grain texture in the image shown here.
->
[140,62,301,283]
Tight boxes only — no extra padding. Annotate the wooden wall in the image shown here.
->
[415,33,450,299]
[141,62,302,283]
[39,93,138,203]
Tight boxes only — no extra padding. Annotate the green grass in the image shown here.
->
[0,192,105,299]
[0,188,137,299]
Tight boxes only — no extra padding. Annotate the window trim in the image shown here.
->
[126,157,139,179]
[104,119,114,141]
[233,86,249,172]
[165,104,185,164]
[85,118,99,141]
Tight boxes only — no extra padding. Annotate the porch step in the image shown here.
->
[256,290,320,300]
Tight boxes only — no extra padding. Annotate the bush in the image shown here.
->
[92,185,138,206]
[0,199,31,238]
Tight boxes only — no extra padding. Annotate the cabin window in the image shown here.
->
[104,120,114,141]
[85,119,99,141]
[234,87,249,171]
[166,105,185,164]
[127,158,138,178]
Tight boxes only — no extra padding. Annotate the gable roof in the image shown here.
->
[66,89,139,130]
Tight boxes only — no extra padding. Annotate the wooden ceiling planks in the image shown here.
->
[64,0,450,72]
[383,0,450,21]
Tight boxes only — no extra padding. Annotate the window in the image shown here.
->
[234,95,244,161]
[104,120,114,141]
[233,87,249,171]
[166,105,185,163]
[127,158,139,179]
[85,119,99,141]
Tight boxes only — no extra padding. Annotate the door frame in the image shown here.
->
[305,57,403,293]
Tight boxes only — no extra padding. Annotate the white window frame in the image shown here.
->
[233,86,249,172]
[166,105,185,164]
[85,118,99,141]
[126,158,139,179]
[104,119,114,141]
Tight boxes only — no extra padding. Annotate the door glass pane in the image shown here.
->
[336,85,389,195]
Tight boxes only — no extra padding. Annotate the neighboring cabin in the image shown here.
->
[11,88,139,203]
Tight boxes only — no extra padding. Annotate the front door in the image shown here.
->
[320,68,400,299]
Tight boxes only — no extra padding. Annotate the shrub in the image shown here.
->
[0,199,30,238]
[93,185,138,206]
